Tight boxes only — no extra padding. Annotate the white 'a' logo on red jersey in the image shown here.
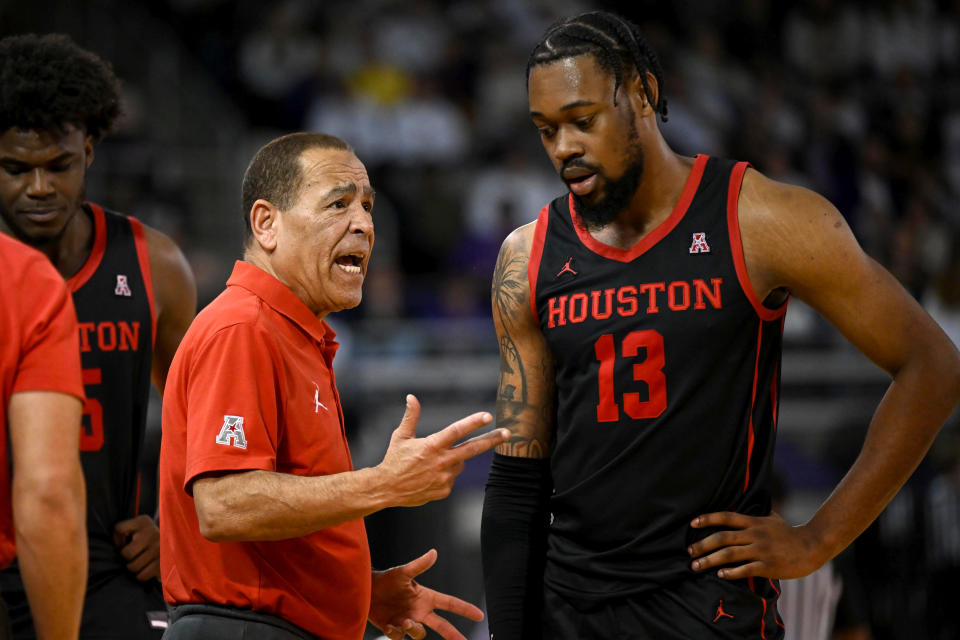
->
[689,233,710,254]
[216,415,247,449]
[115,274,132,296]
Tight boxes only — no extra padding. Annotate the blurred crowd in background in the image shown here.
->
[4,0,960,638]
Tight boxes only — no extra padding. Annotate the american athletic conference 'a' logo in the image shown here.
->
[689,232,711,254]
[115,274,132,296]
[215,415,247,449]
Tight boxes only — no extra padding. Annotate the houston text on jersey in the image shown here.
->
[545,277,723,329]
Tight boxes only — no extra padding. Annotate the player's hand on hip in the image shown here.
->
[378,394,509,507]
[687,510,827,580]
[114,514,161,581]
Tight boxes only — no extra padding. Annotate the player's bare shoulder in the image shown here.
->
[736,167,858,299]
[140,224,196,312]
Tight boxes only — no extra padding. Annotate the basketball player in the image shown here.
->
[480,11,960,640]
[0,34,196,638]
[0,233,87,639]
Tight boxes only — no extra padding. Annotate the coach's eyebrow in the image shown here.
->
[322,184,376,202]
[323,184,356,200]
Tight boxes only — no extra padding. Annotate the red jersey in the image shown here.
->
[159,261,371,639]
[0,234,84,567]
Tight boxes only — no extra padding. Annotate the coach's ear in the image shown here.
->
[249,199,279,252]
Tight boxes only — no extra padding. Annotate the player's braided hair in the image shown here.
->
[527,11,668,121]
[0,33,122,140]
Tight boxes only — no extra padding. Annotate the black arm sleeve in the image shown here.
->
[480,453,552,640]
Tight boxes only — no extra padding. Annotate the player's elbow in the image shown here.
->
[924,334,960,392]
[13,463,86,541]
[941,347,960,405]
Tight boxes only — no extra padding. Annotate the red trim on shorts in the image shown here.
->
[726,163,788,321]
[129,217,158,348]
[528,204,551,323]
[768,578,780,596]
[569,154,709,262]
[67,203,107,292]
[760,597,768,639]
[744,325,763,492]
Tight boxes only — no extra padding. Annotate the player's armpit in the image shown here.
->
[491,223,555,459]
[144,224,196,394]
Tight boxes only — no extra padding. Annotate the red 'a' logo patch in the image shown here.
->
[689,233,710,254]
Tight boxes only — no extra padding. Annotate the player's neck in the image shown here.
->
[591,148,693,249]
[36,204,94,280]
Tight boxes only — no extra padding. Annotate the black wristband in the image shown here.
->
[481,454,552,640]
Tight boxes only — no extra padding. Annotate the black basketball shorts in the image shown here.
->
[544,574,784,640]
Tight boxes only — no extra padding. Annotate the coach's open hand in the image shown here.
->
[687,511,828,580]
[369,548,483,640]
[376,394,509,507]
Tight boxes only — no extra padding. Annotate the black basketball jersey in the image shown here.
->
[530,156,786,599]
[68,203,155,582]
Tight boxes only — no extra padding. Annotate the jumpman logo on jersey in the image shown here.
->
[689,232,711,254]
[312,382,328,413]
[713,600,734,622]
[115,274,132,296]
[556,257,578,277]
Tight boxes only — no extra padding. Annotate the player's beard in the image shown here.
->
[572,116,645,229]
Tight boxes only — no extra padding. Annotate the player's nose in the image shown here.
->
[553,127,584,165]
[26,168,55,198]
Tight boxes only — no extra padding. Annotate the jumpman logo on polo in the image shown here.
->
[713,600,734,622]
[312,382,328,413]
[556,257,578,277]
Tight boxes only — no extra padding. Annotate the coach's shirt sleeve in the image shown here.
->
[182,322,282,493]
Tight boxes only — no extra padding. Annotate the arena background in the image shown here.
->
[3,0,960,638]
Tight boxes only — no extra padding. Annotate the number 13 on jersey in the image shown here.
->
[594,330,667,422]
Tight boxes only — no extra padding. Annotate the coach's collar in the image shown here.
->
[227,260,338,350]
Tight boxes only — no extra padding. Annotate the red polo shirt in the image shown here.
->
[159,261,371,639]
[0,234,84,567]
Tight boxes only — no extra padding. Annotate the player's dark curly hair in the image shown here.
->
[0,33,122,140]
[527,11,668,121]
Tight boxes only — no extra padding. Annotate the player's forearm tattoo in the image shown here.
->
[497,333,526,430]
[493,244,528,431]
[492,240,551,457]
